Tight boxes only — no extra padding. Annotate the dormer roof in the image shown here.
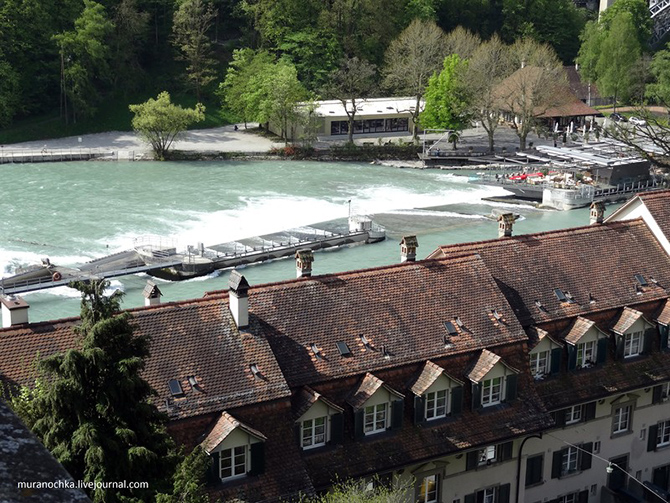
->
[467,349,519,383]
[564,316,606,345]
[655,299,670,326]
[611,307,653,335]
[200,411,267,453]
[526,326,563,350]
[346,373,404,409]
[409,360,463,396]
[293,386,343,420]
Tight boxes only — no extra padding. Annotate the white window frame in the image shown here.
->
[657,420,670,448]
[561,446,578,475]
[483,487,496,503]
[482,377,502,407]
[301,416,327,449]
[565,405,582,425]
[624,331,642,358]
[417,473,439,503]
[364,403,388,435]
[219,445,247,480]
[479,445,497,466]
[661,382,670,401]
[425,389,448,420]
[613,404,632,434]
[530,350,549,378]
[559,492,579,503]
[576,340,596,368]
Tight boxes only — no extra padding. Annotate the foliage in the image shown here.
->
[383,19,446,141]
[598,0,652,49]
[0,53,20,127]
[278,29,342,91]
[299,478,410,503]
[15,280,176,503]
[156,447,211,503]
[130,91,205,160]
[647,47,670,110]
[420,54,472,140]
[172,0,218,101]
[443,26,482,60]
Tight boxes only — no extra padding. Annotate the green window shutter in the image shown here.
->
[660,325,669,350]
[500,441,513,461]
[525,455,543,487]
[451,386,463,415]
[249,443,265,476]
[567,344,577,370]
[294,423,302,448]
[551,449,564,479]
[616,334,625,360]
[464,493,476,503]
[550,347,562,374]
[330,413,344,445]
[583,402,596,421]
[354,409,364,440]
[648,424,659,452]
[391,399,404,429]
[505,374,518,402]
[207,452,220,484]
[652,465,670,487]
[472,382,482,410]
[580,442,593,471]
[466,450,479,471]
[414,395,425,424]
[652,385,663,404]
[553,409,566,427]
[578,490,589,503]
[597,337,609,364]
[643,328,655,354]
[498,483,511,503]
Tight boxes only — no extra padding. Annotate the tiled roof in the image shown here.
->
[200,411,267,453]
[656,300,670,325]
[467,349,501,382]
[346,373,403,409]
[526,326,563,350]
[292,386,343,420]
[639,190,670,245]
[0,296,291,421]
[239,254,528,387]
[409,360,463,396]
[611,307,648,334]
[428,220,670,326]
[540,97,599,118]
[564,316,598,345]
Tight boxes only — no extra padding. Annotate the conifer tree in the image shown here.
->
[24,280,176,503]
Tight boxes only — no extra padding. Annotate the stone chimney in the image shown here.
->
[295,249,314,278]
[590,201,606,225]
[1,295,29,328]
[498,213,516,238]
[142,280,162,307]
[228,270,250,329]
[400,235,418,263]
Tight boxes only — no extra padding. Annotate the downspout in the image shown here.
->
[516,433,543,503]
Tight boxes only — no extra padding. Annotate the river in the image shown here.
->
[0,160,609,323]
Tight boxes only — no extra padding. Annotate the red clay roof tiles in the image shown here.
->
[467,349,501,382]
[200,411,267,453]
[611,307,646,334]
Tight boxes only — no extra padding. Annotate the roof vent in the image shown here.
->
[381,345,391,360]
[168,379,184,397]
[359,334,373,351]
[444,321,458,336]
[310,343,323,360]
[250,363,263,378]
[635,274,648,287]
[492,309,503,321]
[650,276,659,286]
[535,300,548,313]
[635,283,643,295]
[444,335,454,349]
[564,291,576,304]
[336,341,352,357]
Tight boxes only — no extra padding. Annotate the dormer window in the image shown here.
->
[576,340,597,368]
[294,387,343,450]
[529,350,549,378]
[566,317,608,370]
[301,417,326,448]
[624,331,642,358]
[482,377,502,406]
[364,403,388,434]
[612,307,655,360]
[220,446,247,480]
[349,373,404,438]
[410,361,464,424]
[468,350,519,410]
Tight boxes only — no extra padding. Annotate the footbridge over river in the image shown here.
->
[0,217,385,296]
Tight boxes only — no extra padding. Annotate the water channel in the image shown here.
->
[0,160,609,322]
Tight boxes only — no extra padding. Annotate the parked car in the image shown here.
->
[610,112,627,123]
[629,116,647,126]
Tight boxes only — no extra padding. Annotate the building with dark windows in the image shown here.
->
[2,191,670,503]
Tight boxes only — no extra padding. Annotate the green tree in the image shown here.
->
[278,28,342,91]
[17,280,175,503]
[598,0,652,49]
[0,53,20,127]
[596,11,642,108]
[129,91,205,160]
[110,0,150,92]
[172,0,218,101]
[647,47,670,111]
[420,54,472,148]
[444,26,481,60]
[323,56,378,144]
[302,478,409,502]
[156,447,210,503]
[383,19,446,141]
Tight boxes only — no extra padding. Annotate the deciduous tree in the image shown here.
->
[130,91,205,160]
[383,19,446,141]
[443,26,481,60]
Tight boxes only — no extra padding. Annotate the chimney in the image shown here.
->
[295,249,314,278]
[228,270,250,328]
[1,295,29,328]
[142,280,162,307]
[590,201,606,225]
[400,235,418,263]
[498,213,516,238]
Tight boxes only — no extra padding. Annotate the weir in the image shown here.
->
[0,217,385,295]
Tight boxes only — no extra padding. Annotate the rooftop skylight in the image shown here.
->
[444,321,458,336]
[168,379,184,397]
[336,341,352,357]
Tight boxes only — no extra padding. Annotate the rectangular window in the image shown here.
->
[576,341,596,368]
[530,351,549,378]
[482,377,502,407]
[624,331,642,358]
[364,403,387,434]
[558,493,578,503]
[479,445,497,466]
[613,405,632,434]
[662,382,670,401]
[525,454,543,486]
[565,405,582,425]
[483,487,496,503]
[417,474,438,503]
[562,446,578,475]
[425,389,448,420]
[658,420,670,447]
[301,416,326,449]
[220,445,246,480]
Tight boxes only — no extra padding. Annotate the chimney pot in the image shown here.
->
[589,201,605,225]
[497,213,516,238]
[1,295,29,328]
[295,249,314,278]
[228,270,249,328]
[400,235,418,263]
[142,280,162,307]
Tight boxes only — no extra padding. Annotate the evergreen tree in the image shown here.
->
[156,447,211,503]
[22,280,176,503]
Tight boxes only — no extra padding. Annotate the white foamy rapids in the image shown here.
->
[384,209,488,220]
[20,278,125,300]
[0,249,94,278]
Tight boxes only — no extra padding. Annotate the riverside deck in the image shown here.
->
[0,220,385,295]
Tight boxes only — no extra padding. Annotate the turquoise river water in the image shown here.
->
[0,160,613,322]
